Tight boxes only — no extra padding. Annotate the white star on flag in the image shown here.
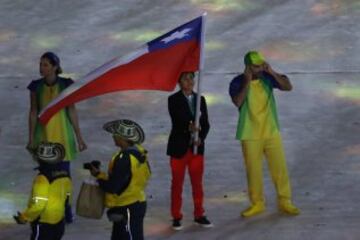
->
[161,28,192,44]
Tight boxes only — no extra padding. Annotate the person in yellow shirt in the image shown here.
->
[229,51,300,218]
[14,142,72,240]
[88,119,151,240]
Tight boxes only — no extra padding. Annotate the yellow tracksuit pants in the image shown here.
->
[241,133,292,205]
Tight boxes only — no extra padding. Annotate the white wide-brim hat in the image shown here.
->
[103,119,145,144]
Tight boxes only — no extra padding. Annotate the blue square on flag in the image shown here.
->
[148,16,202,52]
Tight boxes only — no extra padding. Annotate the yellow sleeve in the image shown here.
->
[21,175,49,222]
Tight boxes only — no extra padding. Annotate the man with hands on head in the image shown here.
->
[229,51,300,218]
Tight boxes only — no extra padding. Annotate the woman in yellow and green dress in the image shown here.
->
[26,52,87,222]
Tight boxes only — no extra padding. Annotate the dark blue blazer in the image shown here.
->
[167,90,210,158]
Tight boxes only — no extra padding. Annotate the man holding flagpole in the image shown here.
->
[167,71,212,230]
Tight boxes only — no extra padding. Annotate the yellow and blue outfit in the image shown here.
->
[96,144,151,240]
[20,165,72,240]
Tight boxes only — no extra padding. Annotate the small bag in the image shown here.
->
[107,210,126,223]
[76,178,105,219]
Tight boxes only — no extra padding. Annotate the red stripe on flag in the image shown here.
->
[39,40,200,124]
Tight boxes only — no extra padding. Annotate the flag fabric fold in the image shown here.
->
[39,15,203,124]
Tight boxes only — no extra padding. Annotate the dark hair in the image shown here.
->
[41,52,63,75]
[178,71,195,83]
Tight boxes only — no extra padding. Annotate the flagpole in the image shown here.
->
[193,12,207,155]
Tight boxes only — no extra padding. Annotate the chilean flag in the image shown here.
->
[39,15,204,124]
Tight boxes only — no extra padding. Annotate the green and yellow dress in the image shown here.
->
[27,77,77,161]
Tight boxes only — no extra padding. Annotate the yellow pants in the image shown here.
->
[241,133,292,205]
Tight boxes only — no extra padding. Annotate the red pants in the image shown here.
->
[170,149,205,220]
